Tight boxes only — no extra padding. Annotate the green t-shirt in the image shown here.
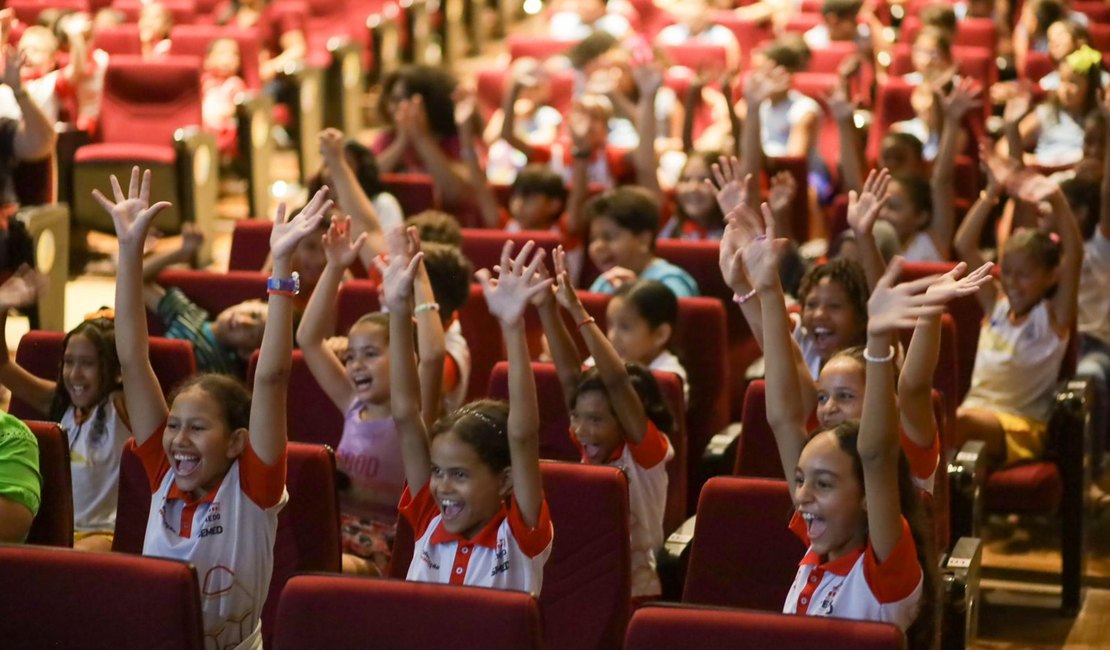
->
[0,412,41,517]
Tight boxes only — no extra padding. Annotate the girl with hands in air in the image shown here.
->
[105,166,330,649]
[385,238,553,595]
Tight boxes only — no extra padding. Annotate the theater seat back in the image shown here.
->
[248,351,344,448]
[23,420,74,547]
[99,56,202,146]
[274,575,542,650]
[0,546,205,649]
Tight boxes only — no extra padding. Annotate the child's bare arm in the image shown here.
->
[318,129,386,270]
[0,268,55,413]
[932,80,982,259]
[898,262,993,449]
[859,259,944,561]
[379,227,433,490]
[742,203,809,479]
[828,73,864,194]
[631,64,663,200]
[295,215,365,412]
[1045,186,1083,333]
[142,224,203,283]
[250,190,331,465]
[954,144,1005,312]
[477,241,553,527]
[847,168,893,291]
[95,168,172,445]
[536,247,582,405]
[454,86,503,229]
[412,236,447,429]
[565,104,593,241]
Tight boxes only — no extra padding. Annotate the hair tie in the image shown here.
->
[1065,45,1102,75]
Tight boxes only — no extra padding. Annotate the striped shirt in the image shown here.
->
[157,288,243,376]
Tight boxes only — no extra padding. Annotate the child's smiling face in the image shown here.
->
[570,389,624,464]
[794,430,867,561]
[62,333,107,409]
[429,430,510,538]
[164,387,245,500]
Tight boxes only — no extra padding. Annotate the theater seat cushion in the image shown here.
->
[984,462,1062,513]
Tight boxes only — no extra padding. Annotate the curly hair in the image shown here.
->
[49,317,121,422]
[797,258,870,335]
[378,65,459,138]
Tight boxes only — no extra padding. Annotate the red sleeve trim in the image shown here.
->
[508,494,553,558]
[863,517,924,604]
[627,420,670,468]
[399,482,439,538]
[129,421,170,493]
[900,428,940,481]
[239,441,287,509]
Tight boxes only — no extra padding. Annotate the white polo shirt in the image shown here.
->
[400,483,553,597]
[131,427,288,650]
[63,392,131,534]
[572,420,673,598]
[784,514,923,634]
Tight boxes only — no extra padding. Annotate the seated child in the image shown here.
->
[655,0,741,70]
[804,0,867,50]
[383,235,553,595]
[1009,46,1102,167]
[105,168,331,647]
[0,23,72,124]
[481,58,563,183]
[201,37,247,160]
[0,412,39,543]
[138,1,172,60]
[0,270,128,551]
[584,187,699,297]
[55,11,108,134]
[541,246,675,600]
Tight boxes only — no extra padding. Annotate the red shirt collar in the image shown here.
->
[429,501,508,549]
[167,475,225,506]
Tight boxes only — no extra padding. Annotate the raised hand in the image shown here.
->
[719,202,766,294]
[924,260,993,304]
[568,101,591,148]
[980,140,1017,192]
[318,128,345,162]
[1003,87,1032,127]
[91,166,172,252]
[940,77,982,121]
[271,187,331,261]
[528,252,554,308]
[827,81,855,123]
[321,215,368,268]
[631,63,664,97]
[768,170,797,216]
[1,46,22,93]
[744,65,789,104]
[0,264,46,309]
[179,222,205,258]
[707,155,757,215]
[477,241,553,326]
[867,257,946,334]
[552,245,583,313]
[373,226,423,312]
[739,203,790,292]
[452,84,477,128]
[847,168,891,237]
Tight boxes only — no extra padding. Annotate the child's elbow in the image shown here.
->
[253,364,291,388]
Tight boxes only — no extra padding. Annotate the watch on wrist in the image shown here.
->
[267,272,300,296]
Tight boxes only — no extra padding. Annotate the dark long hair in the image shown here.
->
[49,318,121,422]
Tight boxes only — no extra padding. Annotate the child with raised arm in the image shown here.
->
[296,220,446,575]
[383,238,553,595]
[538,245,675,601]
[954,164,1083,466]
[103,166,330,649]
[0,267,128,551]
[749,222,942,648]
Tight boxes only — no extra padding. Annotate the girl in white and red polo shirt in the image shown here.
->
[108,167,331,650]
[383,233,553,596]
[746,223,951,649]
[540,246,675,602]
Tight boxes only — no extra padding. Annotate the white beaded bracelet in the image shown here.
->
[733,289,758,306]
[414,302,440,315]
[862,345,896,363]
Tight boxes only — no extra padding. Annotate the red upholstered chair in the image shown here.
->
[112,0,197,24]
[389,461,631,650]
[781,12,822,35]
[1089,22,1110,53]
[0,546,205,650]
[229,219,275,271]
[274,575,543,650]
[487,362,689,534]
[8,330,196,419]
[149,269,269,336]
[111,442,341,645]
[658,42,731,76]
[682,477,805,610]
[476,67,578,116]
[1073,0,1110,22]
[1021,51,1057,83]
[91,24,143,55]
[460,228,562,277]
[71,56,218,259]
[626,604,906,650]
[901,16,996,55]
[336,279,381,334]
[380,172,438,216]
[888,44,995,85]
[733,380,781,480]
[456,285,505,400]
[23,420,74,548]
[7,0,90,26]
[806,41,859,74]
[507,35,576,61]
[247,351,344,448]
[169,24,273,217]
[712,12,773,68]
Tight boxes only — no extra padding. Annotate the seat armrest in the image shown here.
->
[941,536,982,650]
[1051,378,1092,615]
[14,203,69,331]
[366,7,403,81]
[324,39,364,136]
[235,91,274,218]
[699,423,742,483]
[658,515,697,601]
[283,64,325,181]
[948,439,986,541]
[173,126,218,266]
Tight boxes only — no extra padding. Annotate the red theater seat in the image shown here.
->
[112,0,198,24]
[248,351,344,448]
[712,12,774,68]
[380,172,438,217]
[150,269,269,337]
[682,477,804,610]
[23,420,74,548]
[460,228,562,277]
[507,35,576,61]
[626,604,905,650]
[229,219,275,271]
[0,546,205,649]
[274,575,542,650]
[476,67,577,116]
[9,330,196,419]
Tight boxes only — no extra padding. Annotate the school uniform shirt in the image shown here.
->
[784,513,923,634]
[130,425,288,650]
[1078,229,1110,348]
[62,393,131,533]
[443,320,472,414]
[901,231,944,263]
[961,297,1068,423]
[1032,104,1085,168]
[583,350,689,403]
[399,482,553,596]
[570,420,673,598]
[0,70,64,123]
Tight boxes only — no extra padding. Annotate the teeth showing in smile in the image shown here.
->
[440,498,463,520]
[173,452,201,476]
[801,512,815,523]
